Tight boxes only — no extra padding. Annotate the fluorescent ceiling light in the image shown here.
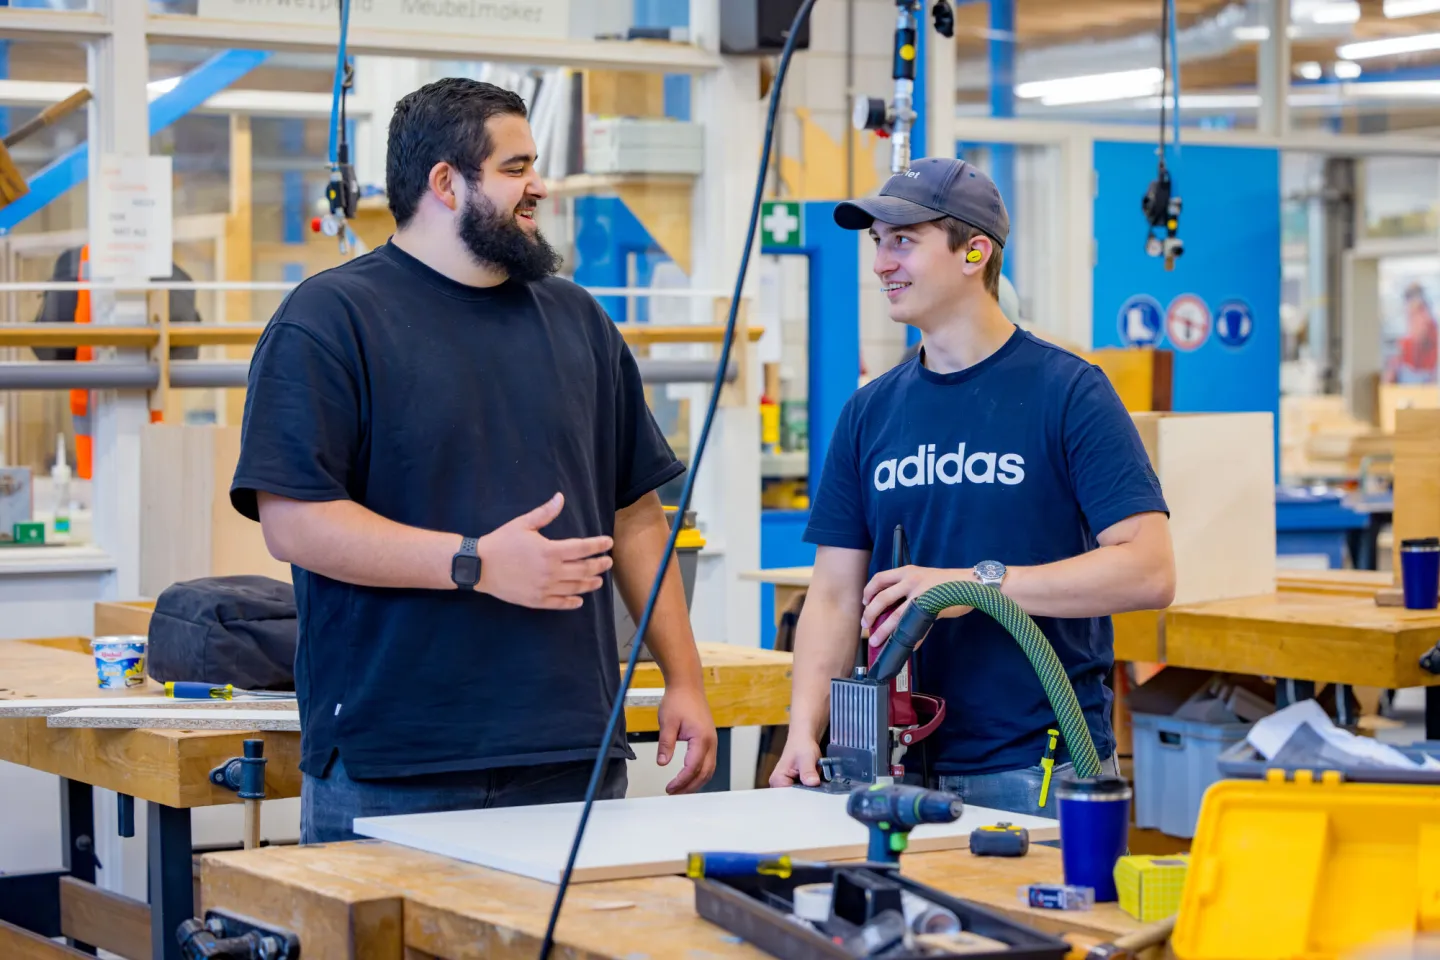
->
[1016,67,1162,106]
[1233,25,1299,41]
[1333,59,1363,78]
[1296,61,1324,79]
[1338,32,1440,58]
[1349,79,1440,96]
[1311,0,1360,23]
[1384,0,1440,16]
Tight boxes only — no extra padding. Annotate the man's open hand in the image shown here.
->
[861,565,975,648]
[655,684,717,794]
[475,493,613,610]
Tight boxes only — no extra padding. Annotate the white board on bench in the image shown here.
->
[353,786,1058,884]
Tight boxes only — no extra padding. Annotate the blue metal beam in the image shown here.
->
[989,0,1016,283]
[0,49,272,235]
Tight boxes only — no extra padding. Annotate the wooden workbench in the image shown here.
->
[0,636,793,960]
[196,838,1142,960]
[741,566,1440,736]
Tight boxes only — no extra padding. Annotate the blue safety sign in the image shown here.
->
[1117,294,1164,347]
[1214,299,1254,349]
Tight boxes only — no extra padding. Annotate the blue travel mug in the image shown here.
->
[1056,776,1131,903]
[1401,538,1440,610]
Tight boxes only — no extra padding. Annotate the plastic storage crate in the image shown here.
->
[1132,712,1252,838]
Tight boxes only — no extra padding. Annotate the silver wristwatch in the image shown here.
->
[974,559,1007,588]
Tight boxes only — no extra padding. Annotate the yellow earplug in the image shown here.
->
[966,249,983,263]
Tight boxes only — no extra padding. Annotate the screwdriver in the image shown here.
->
[686,852,822,880]
[163,681,294,701]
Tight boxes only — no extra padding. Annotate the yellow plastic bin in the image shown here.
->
[1173,770,1440,960]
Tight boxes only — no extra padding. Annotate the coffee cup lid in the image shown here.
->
[1401,537,1440,550]
[1055,775,1132,801]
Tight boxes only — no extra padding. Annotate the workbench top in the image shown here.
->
[201,838,1142,960]
[740,566,1440,687]
[0,637,792,808]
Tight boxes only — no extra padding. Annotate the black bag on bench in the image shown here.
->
[145,575,297,690]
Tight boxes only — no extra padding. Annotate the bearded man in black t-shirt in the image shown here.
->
[230,78,716,843]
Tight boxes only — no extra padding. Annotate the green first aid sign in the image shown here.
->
[761,201,803,248]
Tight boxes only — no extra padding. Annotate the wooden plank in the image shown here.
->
[615,324,764,346]
[1132,412,1276,605]
[1275,568,1394,598]
[738,566,815,587]
[0,325,158,348]
[93,600,157,638]
[13,720,302,808]
[58,877,150,960]
[202,840,1128,960]
[1113,610,1162,663]
[201,848,405,960]
[1164,593,1440,688]
[226,112,254,429]
[352,788,1057,885]
[0,919,94,960]
[1392,408,1440,579]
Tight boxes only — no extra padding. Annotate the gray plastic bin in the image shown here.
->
[1132,711,1252,838]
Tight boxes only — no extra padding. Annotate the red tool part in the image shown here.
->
[869,606,947,776]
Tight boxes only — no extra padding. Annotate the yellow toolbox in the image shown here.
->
[1173,770,1440,960]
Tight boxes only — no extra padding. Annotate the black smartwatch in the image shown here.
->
[451,536,481,590]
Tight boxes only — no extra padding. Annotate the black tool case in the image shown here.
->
[692,864,1071,960]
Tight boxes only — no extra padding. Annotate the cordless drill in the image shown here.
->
[847,783,963,863]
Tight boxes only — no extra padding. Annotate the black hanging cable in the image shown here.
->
[1156,0,1168,178]
[535,2,820,956]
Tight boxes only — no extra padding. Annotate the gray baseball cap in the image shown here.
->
[833,157,1010,247]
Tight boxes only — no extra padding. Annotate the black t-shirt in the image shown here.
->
[230,241,685,780]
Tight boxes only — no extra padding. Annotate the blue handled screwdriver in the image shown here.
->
[163,681,293,701]
[686,852,823,880]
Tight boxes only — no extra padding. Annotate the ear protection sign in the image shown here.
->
[966,249,983,263]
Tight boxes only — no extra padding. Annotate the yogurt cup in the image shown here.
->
[92,635,148,689]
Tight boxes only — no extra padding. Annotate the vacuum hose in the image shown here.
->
[870,581,1104,779]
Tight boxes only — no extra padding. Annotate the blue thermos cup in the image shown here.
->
[1056,776,1131,903]
[1400,538,1440,610]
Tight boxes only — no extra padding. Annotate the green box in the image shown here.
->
[11,522,44,544]
[1114,853,1189,922]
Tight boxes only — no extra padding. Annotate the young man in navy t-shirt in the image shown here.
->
[768,158,1176,816]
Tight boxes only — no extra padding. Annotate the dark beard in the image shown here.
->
[457,189,561,284]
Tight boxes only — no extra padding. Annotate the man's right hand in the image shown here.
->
[769,734,823,788]
[475,493,614,610]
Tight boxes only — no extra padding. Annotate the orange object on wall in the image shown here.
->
[69,244,92,480]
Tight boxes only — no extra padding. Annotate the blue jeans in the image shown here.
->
[300,754,628,844]
[933,754,1120,819]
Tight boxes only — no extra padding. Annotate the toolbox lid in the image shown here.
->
[1172,777,1440,960]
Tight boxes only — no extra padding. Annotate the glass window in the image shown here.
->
[1363,156,1440,241]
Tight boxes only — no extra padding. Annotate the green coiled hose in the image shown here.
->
[905,580,1103,779]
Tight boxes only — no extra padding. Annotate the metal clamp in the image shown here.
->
[209,739,267,799]
[177,909,299,960]
[1421,642,1440,676]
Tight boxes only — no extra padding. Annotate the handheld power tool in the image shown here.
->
[847,783,963,863]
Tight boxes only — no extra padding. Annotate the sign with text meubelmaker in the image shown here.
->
[198,0,570,41]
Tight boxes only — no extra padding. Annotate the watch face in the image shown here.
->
[452,554,481,586]
[976,560,1005,582]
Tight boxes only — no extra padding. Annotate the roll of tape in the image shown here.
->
[791,882,833,923]
[902,891,961,934]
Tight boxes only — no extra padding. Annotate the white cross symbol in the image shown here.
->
[763,205,800,243]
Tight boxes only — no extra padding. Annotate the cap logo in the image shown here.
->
[903,170,920,178]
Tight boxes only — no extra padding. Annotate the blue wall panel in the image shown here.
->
[1091,141,1281,439]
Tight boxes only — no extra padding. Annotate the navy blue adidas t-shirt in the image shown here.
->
[230,241,684,780]
[804,328,1169,776]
